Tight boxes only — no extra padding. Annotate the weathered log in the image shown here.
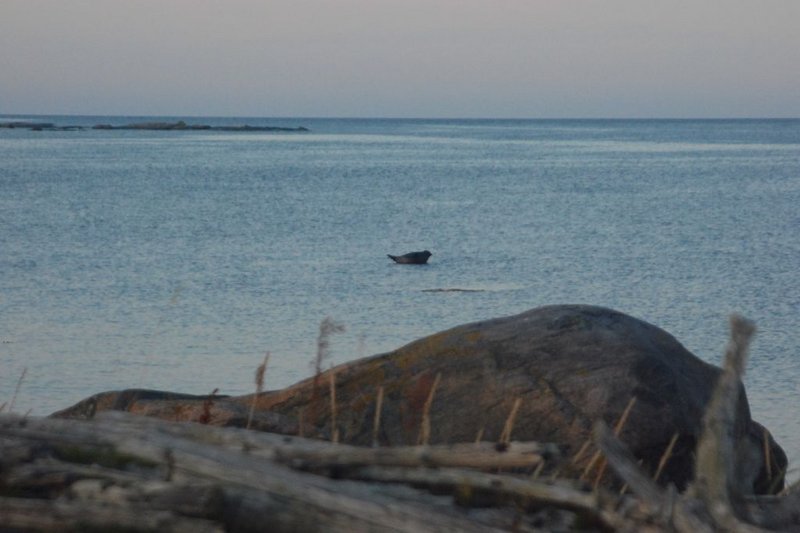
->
[0,414,548,532]
[64,410,560,470]
[0,496,224,532]
[689,315,767,532]
[273,440,558,471]
[338,465,626,529]
[2,404,799,533]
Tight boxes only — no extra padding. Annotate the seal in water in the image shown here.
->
[388,250,432,264]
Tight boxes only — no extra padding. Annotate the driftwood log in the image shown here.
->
[2,315,799,531]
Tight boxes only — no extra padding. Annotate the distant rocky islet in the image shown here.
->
[0,119,309,132]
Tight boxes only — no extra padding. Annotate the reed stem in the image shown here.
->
[247,353,270,430]
[417,373,441,445]
[372,386,384,447]
[653,432,680,483]
[499,398,522,444]
[329,369,339,443]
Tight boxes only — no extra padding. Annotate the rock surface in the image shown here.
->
[52,304,786,494]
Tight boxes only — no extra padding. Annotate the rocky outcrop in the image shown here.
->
[52,389,297,434]
[93,121,308,132]
[0,121,81,131]
[52,304,786,494]
[0,121,55,129]
[1,120,308,132]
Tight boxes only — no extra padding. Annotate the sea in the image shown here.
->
[1,116,799,475]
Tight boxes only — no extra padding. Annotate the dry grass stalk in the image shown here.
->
[329,369,340,443]
[7,367,27,413]
[312,318,345,389]
[499,397,522,444]
[474,427,485,444]
[417,372,441,445]
[372,386,384,447]
[581,396,637,484]
[653,432,680,483]
[613,397,637,435]
[570,440,592,466]
[247,353,270,430]
[591,463,605,490]
[198,388,219,425]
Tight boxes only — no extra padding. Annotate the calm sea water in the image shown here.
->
[2,116,799,472]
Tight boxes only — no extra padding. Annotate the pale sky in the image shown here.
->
[1,0,798,118]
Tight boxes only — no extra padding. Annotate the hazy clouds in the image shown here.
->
[2,0,798,117]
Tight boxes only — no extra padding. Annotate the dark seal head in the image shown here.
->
[387,250,432,264]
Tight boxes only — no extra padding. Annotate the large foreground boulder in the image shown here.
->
[53,305,786,494]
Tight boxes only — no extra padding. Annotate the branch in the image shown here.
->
[690,314,755,525]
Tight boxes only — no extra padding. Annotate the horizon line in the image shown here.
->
[2,112,799,122]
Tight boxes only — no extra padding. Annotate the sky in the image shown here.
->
[1,0,799,118]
